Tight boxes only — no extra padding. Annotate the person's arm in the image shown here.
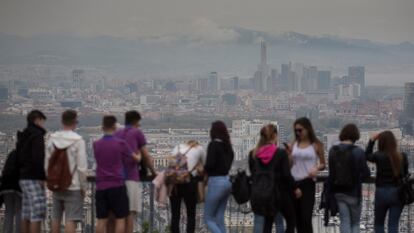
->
[32,135,46,179]
[76,140,88,194]
[285,142,294,168]
[327,147,335,183]
[309,142,326,178]
[316,142,326,170]
[280,150,297,189]
[248,151,255,175]
[140,146,156,175]
[365,140,376,162]
[204,142,216,175]
[403,153,409,177]
[358,148,371,180]
[44,140,53,175]
[280,150,301,198]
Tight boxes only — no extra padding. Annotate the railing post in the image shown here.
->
[149,183,155,232]
[91,182,96,233]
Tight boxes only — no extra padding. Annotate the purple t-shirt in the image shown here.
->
[114,127,147,181]
[93,135,132,190]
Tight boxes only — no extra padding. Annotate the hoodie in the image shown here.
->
[45,130,88,191]
[19,123,47,180]
[256,144,278,165]
[249,145,298,193]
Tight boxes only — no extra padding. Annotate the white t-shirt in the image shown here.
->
[172,144,206,176]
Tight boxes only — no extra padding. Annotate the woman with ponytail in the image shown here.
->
[249,124,301,233]
[365,131,409,233]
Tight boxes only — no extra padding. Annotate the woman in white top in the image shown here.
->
[169,140,205,233]
[287,117,325,233]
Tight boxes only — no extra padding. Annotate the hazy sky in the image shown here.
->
[0,0,413,43]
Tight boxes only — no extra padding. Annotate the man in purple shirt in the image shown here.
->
[94,115,141,233]
[114,110,156,233]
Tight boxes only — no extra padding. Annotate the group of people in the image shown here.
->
[0,109,411,233]
[0,109,157,233]
[247,119,409,233]
[170,117,410,233]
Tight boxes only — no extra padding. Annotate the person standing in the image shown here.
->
[328,124,370,233]
[288,117,326,233]
[114,110,157,233]
[0,139,23,233]
[250,124,301,233]
[45,110,88,233]
[169,140,205,233]
[18,110,47,233]
[366,131,409,233]
[204,121,234,233]
[94,115,141,233]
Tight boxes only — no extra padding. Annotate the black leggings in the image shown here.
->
[293,178,315,233]
[169,177,198,233]
[263,192,296,233]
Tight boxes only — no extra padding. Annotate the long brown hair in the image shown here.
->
[294,117,320,144]
[254,124,278,155]
[210,121,231,144]
[378,131,402,177]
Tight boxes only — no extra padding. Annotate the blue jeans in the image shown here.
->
[253,213,284,233]
[335,193,361,233]
[374,186,404,233]
[204,176,232,233]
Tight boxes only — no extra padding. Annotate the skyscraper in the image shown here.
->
[348,66,365,91]
[230,76,239,90]
[208,72,219,92]
[72,69,84,89]
[404,82,414,118]
[318,71,331,90]
[254,41,270,92]
[281,63,291,91]
[267,69,278,93]
[0,86,8,101]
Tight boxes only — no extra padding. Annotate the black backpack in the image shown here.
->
[250,153,281,216]
[231,169,251,204]
[330,145,356,191]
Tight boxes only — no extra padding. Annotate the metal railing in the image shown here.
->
[0,175,413,233]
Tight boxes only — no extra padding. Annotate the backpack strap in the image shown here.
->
[52,144,78,179]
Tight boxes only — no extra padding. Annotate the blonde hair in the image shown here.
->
[253,124,278,156]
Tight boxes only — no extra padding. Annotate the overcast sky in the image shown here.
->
[0,0,413,43]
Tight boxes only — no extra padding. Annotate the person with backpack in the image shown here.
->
[168,140,205,233]
[249,124,301,233]
[365,131,409,233]
[44,110,88,233]
[0,139,23,233]
[94,115,142,233]
[286,117,326,233]
[114,110,157,233]
[204,121,234,233]
[328,124,370,233]
[18,110,47,233]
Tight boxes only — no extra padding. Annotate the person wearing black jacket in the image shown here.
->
[204,121,234,233]
[365,131,409,233]
[18,110,47,233]
[328,124,370,233]
[0,139,23,233]
[249,124,301,233]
